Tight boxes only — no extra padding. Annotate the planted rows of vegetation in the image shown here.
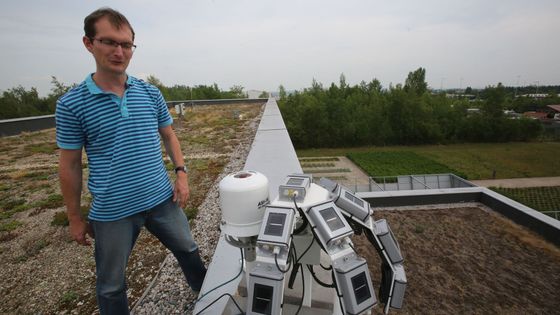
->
[348,151,466,178]
[490,186,560,216]
[278,68,556,148]
[298,142,560,180]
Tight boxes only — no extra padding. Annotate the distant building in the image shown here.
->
[446,93,476,100]
[523,111,549,121]
[518,93,549,99]
[466,108,481,115]
[547,105,560,120]
[504,110,521,119]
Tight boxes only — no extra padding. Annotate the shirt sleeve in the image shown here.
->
[55,99,84,150]
[155,89,173,128]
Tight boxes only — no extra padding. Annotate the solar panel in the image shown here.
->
[264,213,286,237]
[286,178,304,185]
[320,207,345,232]
[351,272,372,304]
[252,283,273,314]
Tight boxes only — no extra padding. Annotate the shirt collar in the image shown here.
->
[85,73,134,95]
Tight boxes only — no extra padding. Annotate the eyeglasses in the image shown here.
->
[90,38,137,52]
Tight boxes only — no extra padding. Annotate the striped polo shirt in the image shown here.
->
[56,74,174,221]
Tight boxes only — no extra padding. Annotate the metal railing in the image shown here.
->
[367,173,474,192]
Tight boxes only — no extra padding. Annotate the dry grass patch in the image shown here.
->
[354,207,560,314]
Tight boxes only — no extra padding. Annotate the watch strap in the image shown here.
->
[174,165,188,174]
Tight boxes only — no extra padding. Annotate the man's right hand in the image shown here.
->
[69,218,94,246]
[59,149,91,245]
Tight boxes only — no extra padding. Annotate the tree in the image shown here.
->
[258,91,269,98]
[278,85,287,99]
[483,83,506,119]
[404,67,428,96]
[228,85,245,98]
[146,75,164,89]
[0,86,42,119]
[50,76,72,98]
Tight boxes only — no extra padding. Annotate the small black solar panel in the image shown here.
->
[253,283,274,314]
[351,272,372,304]
[264,213,286,236]
[286,178,304,185]
[345,191,364,207]
[320,207,345,232]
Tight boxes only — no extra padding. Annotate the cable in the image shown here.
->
[348,218,363,235]
[292,195,308,235]
[194,293,244,315]
[288,236,300,289]
[348,242,356,253]
[306,264,334,288]
[319,262,332,271]
[296,235,315,264]
[225,235,256,248]
[274,251,292,274]
[294,263,305,315]
[195,247,244,304]
[331,270,345,315]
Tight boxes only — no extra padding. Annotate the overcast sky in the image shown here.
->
[1,0,559,96]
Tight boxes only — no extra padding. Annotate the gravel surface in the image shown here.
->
[132,110,260,314]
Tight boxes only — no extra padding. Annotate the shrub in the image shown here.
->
[51,205,89,226]
[34,194,64,210]
[0,220,23,232]
[51,211,69,226]
[59,291,79,304]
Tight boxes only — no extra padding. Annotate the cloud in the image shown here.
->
[1,0,559,96]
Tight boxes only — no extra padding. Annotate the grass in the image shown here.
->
[0,199,30,220]
[348,151,466,178]
[59,291,79,304]
[489,186,560,215]
[0,220,23,232]
[24,142,58,154]
[22,238,50,258]
[51,205,90,226]
[297,142,560,180]
[34,194,64,210]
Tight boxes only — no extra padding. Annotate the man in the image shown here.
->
[56,7,206,314]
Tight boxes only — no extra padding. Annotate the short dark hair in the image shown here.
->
[84,7,135,41]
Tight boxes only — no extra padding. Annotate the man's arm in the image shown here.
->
[159,125,190,208]
[59,148,92,245]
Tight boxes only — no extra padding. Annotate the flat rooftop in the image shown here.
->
[357,205,560,314]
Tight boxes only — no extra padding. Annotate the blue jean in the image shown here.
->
[90,197,207,315]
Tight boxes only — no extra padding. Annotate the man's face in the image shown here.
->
[83,17,134,76]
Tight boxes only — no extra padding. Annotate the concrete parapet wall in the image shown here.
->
[0,115,56,137]
[167,98,267,108]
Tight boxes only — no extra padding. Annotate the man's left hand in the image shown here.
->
[173,172,190,209]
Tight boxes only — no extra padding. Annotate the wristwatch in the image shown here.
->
[174,165,188,174]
